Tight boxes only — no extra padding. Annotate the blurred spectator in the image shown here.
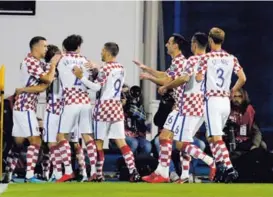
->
[110,84,151,155]
[223,88,273,182]
[223,88,267,159]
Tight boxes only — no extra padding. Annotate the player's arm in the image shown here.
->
[140,72,172,86]
[231,57,247,93]
[73,66,101,91]
[16,83,49,95]
[133,60,167,78]
[232,69,246,93]
[39,54,61,84]
[159,74,190,95]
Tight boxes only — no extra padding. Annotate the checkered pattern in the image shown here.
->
[165,54,187,108]
[93,99,124,121]
[96,150,105,177]
[64,52,87,60]
[14,54,47,112]
[176,93,204,116]
[26,145,40,172]
[63,87,90,105]
[206,89,230,98]
[159,139,172,167]
[75,146,86,174]
[120,145,136,174]
[59,140,72,167]
[46,98,63,115]
[5,149,19,173]
[95,62,123,86]
[180,152,191,179]
[50,146,63,177]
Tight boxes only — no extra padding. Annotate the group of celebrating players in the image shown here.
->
[2,26,246,184]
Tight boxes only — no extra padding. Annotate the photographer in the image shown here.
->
[110,84,151,155]
[223,88,273,182]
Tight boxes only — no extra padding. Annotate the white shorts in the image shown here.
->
[12,110,40,138]
[163,110,204,142]
[204,97,230,137]
[59,104,93,135]
[43,111,60,143]
[93,121,125,140]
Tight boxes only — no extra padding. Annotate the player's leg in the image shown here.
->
[177,116,216,181]
[69,126,88,182]
[110,121,140,182]
[3,137,24,183]
[93,121,107,182]
[56,105,78,182]
[79,105,97,180]
[205,97,237,182]
[43,112,63,181]
[142,111,177,183]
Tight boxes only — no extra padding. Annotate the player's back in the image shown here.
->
[204,50,235,97]
[93,62,125,122]
[57,52,90,106]
[98,62,125,101]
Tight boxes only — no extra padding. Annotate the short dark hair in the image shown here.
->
[172,33,187,51]
[104,42,119,57]
[29,36,46,50]
[62,34,83,52]
[45,45,60,63]
[192,32,208,48]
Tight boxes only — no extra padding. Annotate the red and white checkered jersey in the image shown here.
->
[198,50,242,98]
[93,62,125,122]
[43,63,63,115]
[165,54,187,111]
[13,53,47,112]
[180,55,205,116]
[57,52,91,106]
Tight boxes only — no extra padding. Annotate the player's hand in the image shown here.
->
[50,54,62,67]
[140,72,152,80]
[133,60,149,71]
[158,86,167,95]
[84,60,99,70]
[195,72,204,82]
[73,66,83,79]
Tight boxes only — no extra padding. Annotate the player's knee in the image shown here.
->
[175,141,184,151]
[14,137,25,146]
[159,129,173,140]
[29,136,41,146]
[95,140,104,150]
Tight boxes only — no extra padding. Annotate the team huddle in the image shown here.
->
[3,26,246,184]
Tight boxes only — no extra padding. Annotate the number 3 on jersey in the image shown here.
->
[216,68,225,88]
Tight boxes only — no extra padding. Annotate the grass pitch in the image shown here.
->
[1,182,273,197]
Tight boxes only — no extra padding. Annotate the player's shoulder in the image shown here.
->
[172,54,187,65]
[23,53,40,65]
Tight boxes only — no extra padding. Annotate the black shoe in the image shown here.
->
[214,162,226,183]
[129,169,141,182]
[224,168,238,183]
[2,173,12,184]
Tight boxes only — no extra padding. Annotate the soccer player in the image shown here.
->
[13,45,64,182]
[73,42,141,182]
[157,32,216,183]
[133,34,188,183]
[56,35,97,182]
[196,27,246,182]
[3,37,60,183]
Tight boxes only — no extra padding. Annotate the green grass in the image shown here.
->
[2,183,273,197]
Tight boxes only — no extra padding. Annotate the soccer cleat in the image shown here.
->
[56,173,75,183]
[25,177,45,183]
[224,168,238,183]
[150,174,170,183]
[96,175,105,182]
[88,174,98,182]
[78,174,88,182]
[170,172,180,182]
[209,163,217,181]
[129,169,141,182]
[142,172,157,183]
[1,173,12,184]
[214,162,226,183]
[175,177,189,184]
